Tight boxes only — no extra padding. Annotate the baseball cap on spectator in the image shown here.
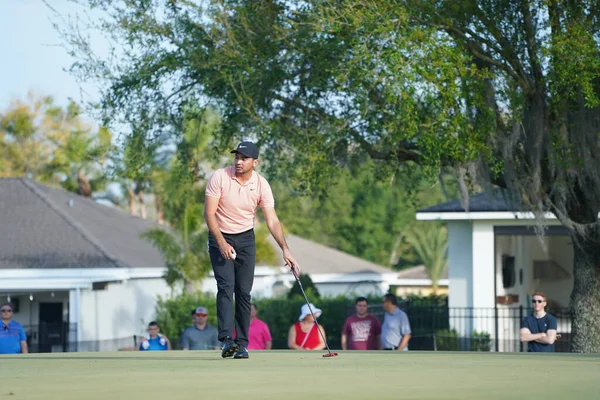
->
[191,306,208,316]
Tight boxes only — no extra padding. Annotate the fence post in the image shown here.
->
[494,305,499,352]
[433,333,437,351]
[519,305,523,353]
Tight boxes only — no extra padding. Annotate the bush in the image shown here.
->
[434,329,492,351]
[154,291,450,350]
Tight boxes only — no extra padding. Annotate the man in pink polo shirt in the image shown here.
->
[204,141,299,359]
[248,303,272,350]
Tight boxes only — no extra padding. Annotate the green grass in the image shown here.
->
[0,351,598,400]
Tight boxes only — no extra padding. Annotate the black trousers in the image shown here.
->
[208,229,256,348]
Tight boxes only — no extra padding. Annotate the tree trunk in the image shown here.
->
[137,190,147,219]
[570,227,600,352]
[155,194,165,225]
[77,170,92,198]
[127,186,138,216]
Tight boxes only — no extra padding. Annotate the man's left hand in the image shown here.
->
[283,249,300,275]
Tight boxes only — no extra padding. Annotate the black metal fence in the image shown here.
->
[21,305,572,353]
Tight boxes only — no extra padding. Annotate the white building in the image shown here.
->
[0,178,171,352]
[417,190,572,351]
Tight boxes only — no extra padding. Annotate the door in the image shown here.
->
[38,303,64,353]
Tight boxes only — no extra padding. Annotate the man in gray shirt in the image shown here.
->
[180,306,220,350]
[381,294,412,351]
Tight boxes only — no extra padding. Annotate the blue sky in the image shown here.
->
[0,1,103,119]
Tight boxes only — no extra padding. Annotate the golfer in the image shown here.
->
[204,141,299,359]
[520,291,557,352]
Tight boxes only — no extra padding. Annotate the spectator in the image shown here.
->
[381,294,411,351]
[520,291,557,352]
[248,304,272,350]
[139,321,171,351]
[0,303,28,354]
[180,306,220,350]
[341,297,382,350]
[287,303,326,350]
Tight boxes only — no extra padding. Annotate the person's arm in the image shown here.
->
[261,206,299,275]
[397,312,411,351]
[212,330,221,350]
[397,334,411,351]
[264,325,273,350]
[288,325,303,350]
[313,326,326,350]
[166,337,172,350]
[204,196,235,260]
[534,330,557,344]
[19,327,28,354]
[181,330,190,350]
[520,328,545,343]
[341,334,348,350]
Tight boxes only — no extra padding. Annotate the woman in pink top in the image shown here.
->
[247,304,272,350]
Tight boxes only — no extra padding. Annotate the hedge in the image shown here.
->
[154,291,449,350]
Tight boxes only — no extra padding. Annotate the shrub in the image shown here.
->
[434,329,492,351]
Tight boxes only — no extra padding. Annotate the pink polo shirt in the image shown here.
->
[247,318,272,350]
[205,166,275,234]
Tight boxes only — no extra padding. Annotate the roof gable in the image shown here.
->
[0,178,166,269]
[417,189,523,213]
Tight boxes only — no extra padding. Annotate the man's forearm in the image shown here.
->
[341,335,348,350]
[267,219,289,251]
[397,334,411,351]
[205,212,226,247]
[520,332,544,343]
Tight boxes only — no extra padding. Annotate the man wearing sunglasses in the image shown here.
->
[180,307,220,351]
[0,303,28,354]
[519,292,557,352]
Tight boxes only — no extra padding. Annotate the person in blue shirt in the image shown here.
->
[520,292,558,352]
[139,321,171,351]
[0,303,28,354]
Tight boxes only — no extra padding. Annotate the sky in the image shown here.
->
[0,0,105,120]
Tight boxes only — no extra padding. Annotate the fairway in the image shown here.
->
[0,351,598,400]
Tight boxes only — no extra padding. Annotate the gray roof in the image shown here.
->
[396,265,448,280]
[0,178,166,269]
[417,189,523,213]
[267,234,394,275]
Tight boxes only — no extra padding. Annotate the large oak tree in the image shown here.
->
[63,1,600,351]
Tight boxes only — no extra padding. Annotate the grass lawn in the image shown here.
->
[0,351,598,400]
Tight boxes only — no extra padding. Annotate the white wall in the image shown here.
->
[79,278,172,345]
[447,221,473,309]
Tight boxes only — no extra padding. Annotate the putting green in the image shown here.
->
[0,351,598,400]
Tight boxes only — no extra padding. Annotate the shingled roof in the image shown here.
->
[417,189,523,213]
[0,178,166,269]
[267,234,394,275]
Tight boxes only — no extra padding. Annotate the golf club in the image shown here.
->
[291,268,339,358]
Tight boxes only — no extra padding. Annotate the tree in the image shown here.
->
[0,93,111,196]
[63,1,600,351]
[404,222,448,293]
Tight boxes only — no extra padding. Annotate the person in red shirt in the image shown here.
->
[247,304,272,350]
[341,297,382,350]
[287,303,326,350]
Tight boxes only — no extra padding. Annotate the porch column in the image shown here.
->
[447,221,474,339]
[69,289,81,348]
[471,221,496,340]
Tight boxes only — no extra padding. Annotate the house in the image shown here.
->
[416,189,573,351]
[391,265,449,297]
[0,178,171,352]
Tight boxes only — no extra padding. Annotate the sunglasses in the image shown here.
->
[195,313,207,317]
[0,309,12,313]
[532,299,544,304]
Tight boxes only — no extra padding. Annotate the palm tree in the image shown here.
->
[404,222,448,293]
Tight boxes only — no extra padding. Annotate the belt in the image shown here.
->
[383,346,398,350]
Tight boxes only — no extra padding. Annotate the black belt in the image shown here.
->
[383,346,398,350]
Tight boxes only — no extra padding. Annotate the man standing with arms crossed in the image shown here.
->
[520,292,558,352]
[204,141,299,359]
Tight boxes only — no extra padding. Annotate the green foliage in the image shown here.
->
[287,273,321,300]
[435,329,492,352]
[154,291,218,348]
[0,93,111,195]
[404,222,448,290]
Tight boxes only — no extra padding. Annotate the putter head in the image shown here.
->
[322,352,339,358]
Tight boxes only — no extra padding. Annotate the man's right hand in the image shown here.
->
[219,242,236,260]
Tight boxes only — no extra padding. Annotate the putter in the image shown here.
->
[291,268,339,358]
